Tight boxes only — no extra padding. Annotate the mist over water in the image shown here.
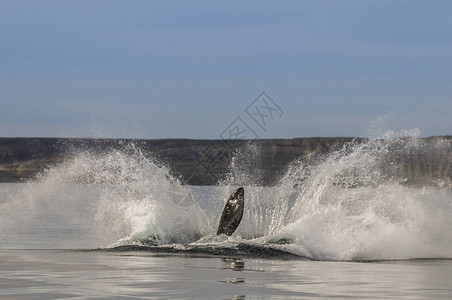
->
[0,134,451,261]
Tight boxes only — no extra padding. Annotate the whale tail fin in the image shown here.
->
[217,187,244,236]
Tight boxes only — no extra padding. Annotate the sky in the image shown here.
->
[1,0,451,139]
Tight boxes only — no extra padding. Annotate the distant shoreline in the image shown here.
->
[0,136,450,186]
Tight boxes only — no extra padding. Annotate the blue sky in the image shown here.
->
[1,0,451,138]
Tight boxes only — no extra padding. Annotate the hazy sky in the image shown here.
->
[1,0,451,138]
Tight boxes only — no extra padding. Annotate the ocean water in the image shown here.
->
[0,137,451,299]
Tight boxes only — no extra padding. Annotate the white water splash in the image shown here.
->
[0,136,451,261]
[238,137,452,260]
[0,144,210,248]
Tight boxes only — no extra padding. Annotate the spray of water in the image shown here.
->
[236,135,452,260]
[0,135,450,260]
[0,143,209,248]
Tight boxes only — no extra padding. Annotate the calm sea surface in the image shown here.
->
[1,250,452,299]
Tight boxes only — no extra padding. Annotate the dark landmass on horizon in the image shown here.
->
[0,136,451,187]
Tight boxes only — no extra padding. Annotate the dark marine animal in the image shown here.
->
[216,187,244,236]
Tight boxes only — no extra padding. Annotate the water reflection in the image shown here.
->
[220,258,246,299]
[221,258,245,271]
[220,277,245,284]
[223,295,245,300]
